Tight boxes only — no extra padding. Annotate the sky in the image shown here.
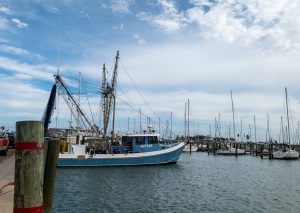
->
[1,0,300,142]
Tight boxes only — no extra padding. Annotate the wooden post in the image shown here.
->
[235,143,238,157]
[213,142,216,155]
[207,143,210,155]
[14,121,44,213]
[43,139,60,213]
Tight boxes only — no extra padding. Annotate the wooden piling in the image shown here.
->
[269,144,273,159]
[207,143,210,155]
[213,142,216,155]
[14,121,44,213]
[43,139,60,213]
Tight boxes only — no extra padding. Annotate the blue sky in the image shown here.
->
[1,0,300,142]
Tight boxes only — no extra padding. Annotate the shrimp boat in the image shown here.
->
[58,133,185,167]
[43,51,185,166]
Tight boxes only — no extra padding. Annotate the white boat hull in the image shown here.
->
[217,148,245,155]
[183,145,198,152]
[273,150,299,160]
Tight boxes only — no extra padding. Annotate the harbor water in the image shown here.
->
[53,153,300,213]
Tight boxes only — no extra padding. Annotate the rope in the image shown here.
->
[0,181,14,195]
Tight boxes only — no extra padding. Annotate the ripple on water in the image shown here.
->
[53,153,300,213]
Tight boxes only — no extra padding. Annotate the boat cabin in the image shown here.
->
[112,134,162,154]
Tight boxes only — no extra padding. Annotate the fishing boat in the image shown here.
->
[43,51,185,166]
[273,88,299,160]
[58,133,184,167]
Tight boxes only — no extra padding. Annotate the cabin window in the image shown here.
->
[122,136,132,146]
[148,136,158,144]
[136,136,144,145]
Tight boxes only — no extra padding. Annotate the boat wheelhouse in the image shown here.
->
[112,133,164,154]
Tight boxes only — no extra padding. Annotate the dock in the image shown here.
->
[0,149,15,213]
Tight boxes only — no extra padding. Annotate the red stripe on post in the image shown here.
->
[15,142,44,150]
[14,205,44,213]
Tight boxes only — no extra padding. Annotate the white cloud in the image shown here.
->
[186,0,300,51]
[0,44,43,59]
[0,56,55,81]
[113,23,124,30]
[0,6,11,14]
[44,5,59,13]
[110,0,133,14]
[0,75,49,127]
[136,0,300,52]
[137,0,187,32]
[80,10,91,19]
[11,18,28,28]
[0,18,9,30]
[133,34,145,45]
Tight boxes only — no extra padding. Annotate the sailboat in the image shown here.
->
[273,87,299,160]
[217,90,245,155]
[182,99,198,152]
[44,51,185,167]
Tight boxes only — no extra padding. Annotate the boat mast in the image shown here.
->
[218,113,221,137]
[102,64,108,136]
[111,51,120,142]
[297,121,300,145]
[254,114,257,144]
[285,87,291,150]
[170,112,173,142]
[267,113,270,143]
[240,118,243,143]
[187,99,190,153]
[231,90,236,142]
[101,51,119,146]
[184,102,187,141]
[248,123,251,142]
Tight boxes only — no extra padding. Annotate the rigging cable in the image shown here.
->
[120,58,161,121]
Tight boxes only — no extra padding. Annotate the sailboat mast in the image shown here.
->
[254,114,257,144]
[266,113,270,143]
[184,102,187,140]
[187,99,190,139]
[170,112,173,142]
[231,90,236,141]
[240,117,243,142]
[285,87,291,148]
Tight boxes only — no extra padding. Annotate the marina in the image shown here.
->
[1,1,300,212]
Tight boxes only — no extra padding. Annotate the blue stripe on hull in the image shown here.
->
[58,146,184,167]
